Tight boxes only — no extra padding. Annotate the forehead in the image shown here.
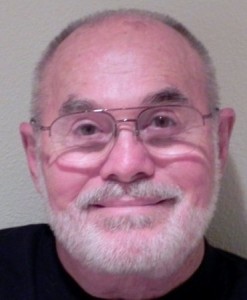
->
[41,16,208,121]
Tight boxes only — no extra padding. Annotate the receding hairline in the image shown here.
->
[31,9,219,121]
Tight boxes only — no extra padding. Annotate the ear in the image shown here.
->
[217,108,235,172]
[19,122,41,192]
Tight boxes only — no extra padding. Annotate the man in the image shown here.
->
[1,8,246,299]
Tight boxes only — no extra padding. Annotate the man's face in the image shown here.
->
[22,18,233,278]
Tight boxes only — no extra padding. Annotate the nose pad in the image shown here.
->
[100,130,155,183]
[114,118,139,138]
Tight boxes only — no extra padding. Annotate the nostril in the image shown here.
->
[102,170,154,184]
[132,172,152,182]
[107,174,120,182]
[106,172,152,184]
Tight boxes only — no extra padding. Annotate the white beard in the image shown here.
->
[39,164,220,279]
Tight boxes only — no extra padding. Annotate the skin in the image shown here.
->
[20,15,235,299]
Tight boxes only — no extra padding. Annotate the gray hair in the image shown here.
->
[31,9,219,121]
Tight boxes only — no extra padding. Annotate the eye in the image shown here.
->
[151,115,177,128]
[72,121,101,136]
[138,108,181,133]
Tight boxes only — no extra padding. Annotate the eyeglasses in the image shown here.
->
[31,105,219,168]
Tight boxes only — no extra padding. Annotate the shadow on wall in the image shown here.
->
[207,156,247,258]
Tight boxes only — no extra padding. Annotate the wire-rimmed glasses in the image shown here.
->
[31,105,219,168]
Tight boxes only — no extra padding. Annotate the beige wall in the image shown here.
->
[1,0,247,257]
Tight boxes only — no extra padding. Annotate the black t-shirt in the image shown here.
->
[0,224,247,299]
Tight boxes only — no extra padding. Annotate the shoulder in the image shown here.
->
[0,224,55,299]
[209,244,247,273]
[0,223,52,247]
[206,244,247,299]
[0,223,51,237]
[0,224,53,268]
[173,243,247,300]
[0,223,51,238]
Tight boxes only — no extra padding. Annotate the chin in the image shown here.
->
[48,191,217,278]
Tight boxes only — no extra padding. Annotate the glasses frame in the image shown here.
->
[30,104,219,138]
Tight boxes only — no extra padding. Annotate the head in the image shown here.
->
[20,9,235,279]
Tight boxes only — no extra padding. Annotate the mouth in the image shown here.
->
[89,198,178,232]
[90,197,177,210]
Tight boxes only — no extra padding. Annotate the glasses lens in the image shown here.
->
[138,106,204,157]
[46,105,210,167]
[49,112,115,167]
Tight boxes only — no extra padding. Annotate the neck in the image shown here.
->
[56,240,205,299]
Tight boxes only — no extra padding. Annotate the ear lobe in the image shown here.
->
[19,122,40,192]
[217,108,235,172]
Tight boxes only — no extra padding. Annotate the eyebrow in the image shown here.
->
[59,87,188,116]
[142,87,188,105]
[59,95,97,116]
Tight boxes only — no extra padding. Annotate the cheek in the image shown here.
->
[173,161,215,208]
[39,135,100,211]
[156,128,218,209]
[42,166,92,211]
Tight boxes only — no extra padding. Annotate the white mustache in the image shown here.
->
[75,181,183,209]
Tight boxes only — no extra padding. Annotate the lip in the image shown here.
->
[89,197,176,209]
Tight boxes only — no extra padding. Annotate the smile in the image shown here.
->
[89,197,177,210]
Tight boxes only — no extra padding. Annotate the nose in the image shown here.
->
[100,130,155,183]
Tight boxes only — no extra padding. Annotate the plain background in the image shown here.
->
[1,0,247,258]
